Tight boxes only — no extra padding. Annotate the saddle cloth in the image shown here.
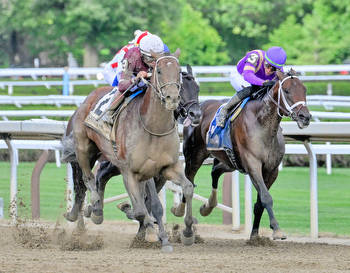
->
[84,88,144,140]
[206,97,250,151]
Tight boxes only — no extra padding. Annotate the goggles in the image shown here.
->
[264,61,277,72]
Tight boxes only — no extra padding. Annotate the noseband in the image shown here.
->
[143,56,181,103]
[267,76,306,120]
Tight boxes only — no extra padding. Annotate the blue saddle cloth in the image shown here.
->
[206,97,250,151]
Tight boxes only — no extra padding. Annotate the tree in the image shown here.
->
[160,2,229,65]
[266,0,350,64]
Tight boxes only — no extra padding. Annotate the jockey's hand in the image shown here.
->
[263,80,275,87]
[135,71,148,81]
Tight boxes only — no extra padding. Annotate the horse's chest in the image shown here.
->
[130,140,179,175]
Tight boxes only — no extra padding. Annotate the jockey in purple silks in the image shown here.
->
[216,46,287,127]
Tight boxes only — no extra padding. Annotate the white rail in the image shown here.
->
[1,120,350,239]
[2,65,350,95]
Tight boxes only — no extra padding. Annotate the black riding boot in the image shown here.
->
[216,86,252,127]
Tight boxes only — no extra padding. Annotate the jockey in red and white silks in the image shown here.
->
[102,30,150,87]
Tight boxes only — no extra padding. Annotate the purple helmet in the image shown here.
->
[264,47,287,69]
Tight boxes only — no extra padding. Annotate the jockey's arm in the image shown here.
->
[242,64,265,86]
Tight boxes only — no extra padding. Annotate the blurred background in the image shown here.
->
[1,0,350,68]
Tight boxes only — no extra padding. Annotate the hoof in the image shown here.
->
[64,212,78,222]
[273,229,287,240]
[161,244,173,253]
[117,201,131,213]
[199,204,213,216]
[145,226,158,243]
[181,230,195,246]
[171,206,185,217]
[84,205,92,218]
[91,211,104,225]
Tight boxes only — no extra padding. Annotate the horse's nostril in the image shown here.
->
[189,111,195,118]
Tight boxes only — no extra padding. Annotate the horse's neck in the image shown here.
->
[139,84,174,132]
[255,84,283,135]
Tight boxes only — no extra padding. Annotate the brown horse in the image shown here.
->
[62,51,195,250]
[179,70,311,240]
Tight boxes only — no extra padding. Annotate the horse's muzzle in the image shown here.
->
[187,107,202,127]
[164,95,180,111]
[296,109,311,129]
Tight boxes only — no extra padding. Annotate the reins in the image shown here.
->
[267,76,306,120]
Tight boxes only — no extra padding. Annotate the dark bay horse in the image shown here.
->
[179,70,311,240]
[62,51,196,250]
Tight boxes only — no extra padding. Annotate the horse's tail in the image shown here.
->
[61,131,76,163]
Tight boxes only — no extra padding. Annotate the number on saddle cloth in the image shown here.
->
[93,88,119,117]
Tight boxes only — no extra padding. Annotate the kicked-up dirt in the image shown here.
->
[0,219,350,273]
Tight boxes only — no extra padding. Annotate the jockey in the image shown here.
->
[100,33,167,124]
[216,46,287,127]
[102,30,170,87]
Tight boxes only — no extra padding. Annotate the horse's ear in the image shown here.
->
[186,64,193,76]
[276,70,285,80]
[173,48,181,59]
[289,68,297,76]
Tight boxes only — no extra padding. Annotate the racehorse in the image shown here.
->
[62,51,196,250]
[88,65,201,219]
[178,70,311,240]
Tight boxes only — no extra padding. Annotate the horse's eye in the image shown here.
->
[284,88,290,94]
[157,70,161,74]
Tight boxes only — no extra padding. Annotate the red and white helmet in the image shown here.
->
[139,34,164,56]
[130,30,150,46]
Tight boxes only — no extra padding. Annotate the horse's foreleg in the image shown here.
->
[163,162,195,246]
[123,174,158,243]
[145,179,173,253]
[247,161,285,240]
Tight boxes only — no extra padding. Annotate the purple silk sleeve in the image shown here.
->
[242,70,265,86]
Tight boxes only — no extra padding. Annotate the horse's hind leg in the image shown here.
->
[146,179,173,253]
[75,142,102,224]
[200,159,232,216]
[163,161,195,246]
[123,173,158,243]
[171,141,207,217]
[86,161,122,222]
[64,161,87,222]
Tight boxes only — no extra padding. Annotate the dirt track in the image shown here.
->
[0,219,350,273]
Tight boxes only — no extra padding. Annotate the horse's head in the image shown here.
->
[177,64,202,127]
[274,69,311,129]
[150,49,182,111]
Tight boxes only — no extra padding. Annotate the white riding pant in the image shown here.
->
[230,68,251,92]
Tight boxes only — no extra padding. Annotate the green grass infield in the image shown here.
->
[0,162,349,236]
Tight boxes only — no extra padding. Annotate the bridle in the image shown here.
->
[267,75,306,121]
[142,55,181,103]
[138,55,181,136]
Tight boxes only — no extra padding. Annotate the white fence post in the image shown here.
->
[244,175,252,237]
[232,171,240,231]
[304,141,319,239]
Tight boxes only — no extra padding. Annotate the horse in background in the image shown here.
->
[179,70,311,240]
[62,51,196,251]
